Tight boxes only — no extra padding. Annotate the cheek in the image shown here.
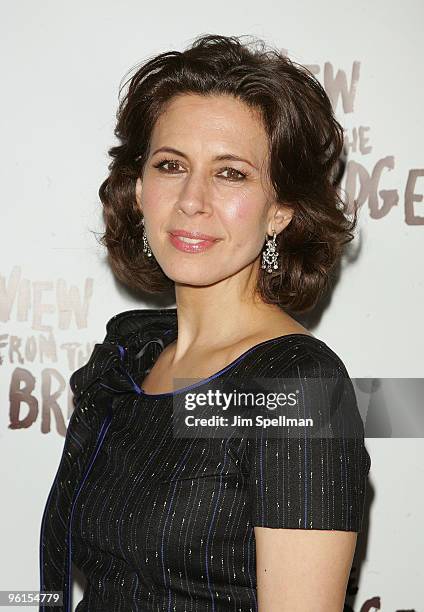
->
[223,198,265,251]
[224,195,259,224]
[224,196,267,246]
[139,183,167,220]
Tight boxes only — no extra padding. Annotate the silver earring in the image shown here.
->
[261,229,279,273]
[141,217,153,258]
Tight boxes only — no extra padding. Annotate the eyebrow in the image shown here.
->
[151,146,257,169]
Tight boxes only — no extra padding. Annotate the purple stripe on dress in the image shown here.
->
[161,444,195,611]
[117,345,142,394]
[66,405,113,611]
[300,378,308,528]
[39,410,79,611]
[205,441,229,611]
[341,420,349,529]
[259,434,265,523]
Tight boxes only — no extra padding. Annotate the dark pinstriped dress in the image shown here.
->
[49,308,370,611]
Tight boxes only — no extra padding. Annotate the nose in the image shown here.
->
[175,171,212,216]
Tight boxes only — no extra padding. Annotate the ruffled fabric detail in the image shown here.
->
[69,342,141,400]
[69,308,178,402]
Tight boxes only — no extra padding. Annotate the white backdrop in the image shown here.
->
[1,0,423,610]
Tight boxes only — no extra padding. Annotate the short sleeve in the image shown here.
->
[245,351,371,532]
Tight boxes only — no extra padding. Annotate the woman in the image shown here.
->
[39,34,371,611]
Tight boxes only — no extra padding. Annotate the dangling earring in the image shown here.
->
[141,217,153,258]
[261,228,279,273]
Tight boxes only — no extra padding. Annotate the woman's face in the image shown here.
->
[136,93,291,287]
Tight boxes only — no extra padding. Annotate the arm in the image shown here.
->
[246,348,371,611]
[255,526,357,611]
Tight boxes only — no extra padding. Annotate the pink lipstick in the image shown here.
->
[168,229,219,253]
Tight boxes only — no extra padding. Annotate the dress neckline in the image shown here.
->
[131,310,321,398]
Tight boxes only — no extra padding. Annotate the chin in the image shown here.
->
[160,261,227,286]
[167,271,223,287]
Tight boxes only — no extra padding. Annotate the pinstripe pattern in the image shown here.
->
[39,308,371,611]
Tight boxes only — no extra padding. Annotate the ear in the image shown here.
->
[135,177,143,214]
[266,203,294,237]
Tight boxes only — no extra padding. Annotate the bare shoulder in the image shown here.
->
[233,313,313,353]
[260,310,313,338]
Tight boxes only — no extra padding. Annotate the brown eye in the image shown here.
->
[153,159,184,173]
[218,167,247,181]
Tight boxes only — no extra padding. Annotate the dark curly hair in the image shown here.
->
[98,33,356,314]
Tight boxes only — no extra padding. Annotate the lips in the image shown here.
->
[170,230,218,241]
[168,229,219,254]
